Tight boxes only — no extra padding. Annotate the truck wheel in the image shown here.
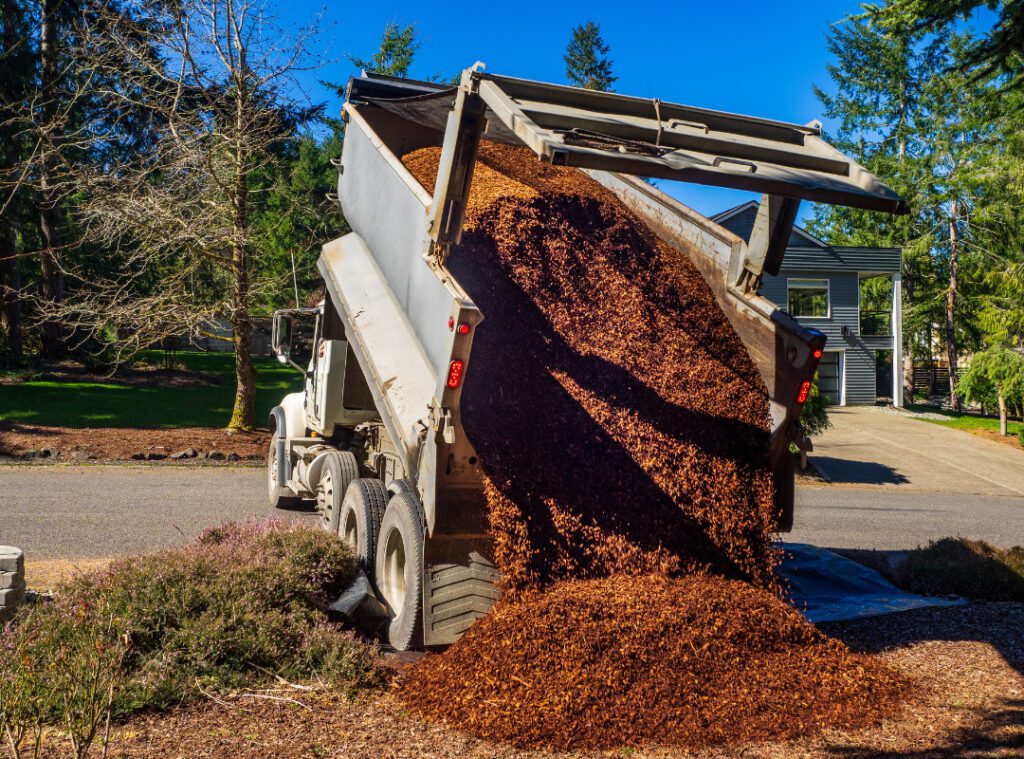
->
[267,431,301,509]
[375,493,424,651]
[338,479,387,567]
[316,450,359,533]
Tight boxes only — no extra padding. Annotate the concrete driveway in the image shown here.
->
[808,406,1024,496]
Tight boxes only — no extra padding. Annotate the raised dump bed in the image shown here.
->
[268,68,906,649]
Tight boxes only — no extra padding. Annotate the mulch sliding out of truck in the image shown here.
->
[398,144,909,750]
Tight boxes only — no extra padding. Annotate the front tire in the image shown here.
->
[267,431,301,509]
[375,493,425,651]
[316,450,359,533]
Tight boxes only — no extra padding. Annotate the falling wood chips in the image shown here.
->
[398,144,909,750]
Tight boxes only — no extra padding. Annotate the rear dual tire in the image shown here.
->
[375,493,424,651]
[338,479,387,567]
[317,450,360,533]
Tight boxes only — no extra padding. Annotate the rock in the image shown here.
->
[131,452,146,460]
[0,587,26,607]
[0,546,23,574]
[38,448,53,458]
[207,450,225,461]
[170,447,198,460]
[144,452,167,461]
[69,450,89,461]
[226,452,240,462]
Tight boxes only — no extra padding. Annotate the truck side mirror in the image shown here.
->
[272,312,294,366]
[272,309,318,373]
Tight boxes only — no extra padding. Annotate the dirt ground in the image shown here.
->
[973,427,1024,453]
[25,602,1013,759]
[0,422,269,462]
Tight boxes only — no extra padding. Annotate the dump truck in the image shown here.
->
[267,67,907,650]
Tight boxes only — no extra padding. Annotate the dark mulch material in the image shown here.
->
[0,421,268,463]
[395,143,910,750]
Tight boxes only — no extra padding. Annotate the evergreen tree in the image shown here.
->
[349,21,418,78]
[564,21,616,91]
[809,17,942,401]
[865,0,1024,89]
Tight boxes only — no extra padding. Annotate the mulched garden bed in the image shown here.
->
[0,422,268,463]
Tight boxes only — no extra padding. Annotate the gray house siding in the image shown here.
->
[714,201,901,406]
[760,271,880,405]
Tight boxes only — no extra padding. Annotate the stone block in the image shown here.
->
[0,546,23,574]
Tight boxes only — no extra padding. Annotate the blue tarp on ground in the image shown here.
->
[778,543,962,624]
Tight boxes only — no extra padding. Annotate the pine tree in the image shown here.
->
[349,21,418,78]
[564,21,616,91]
[865,0,1024,90]
[809,17,942,401]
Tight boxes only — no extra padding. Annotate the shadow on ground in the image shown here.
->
[819,603,1024,757]
[811,456,910,485]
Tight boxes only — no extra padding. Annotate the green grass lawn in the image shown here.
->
[0,351,303,429]
[907,403,1024,438]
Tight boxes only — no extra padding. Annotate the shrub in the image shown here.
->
[894,538,1024,601]
[1,519,386,755]
[799,372,831,438]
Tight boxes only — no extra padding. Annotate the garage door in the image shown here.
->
[816,352,842,405]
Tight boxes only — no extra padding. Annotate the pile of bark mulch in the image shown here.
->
[401,574,909,751]
[0,421,268,463]
[397,143,910,751]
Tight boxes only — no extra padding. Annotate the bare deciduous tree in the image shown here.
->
[59,0,322,429]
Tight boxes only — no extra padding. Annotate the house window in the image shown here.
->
[788,278,829,318]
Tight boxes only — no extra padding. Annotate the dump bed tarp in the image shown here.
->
[348,71,908,214]
[779,543,962,623]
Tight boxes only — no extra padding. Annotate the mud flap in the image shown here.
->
[422,536,500,647]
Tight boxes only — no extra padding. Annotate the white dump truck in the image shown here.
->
[268,67,907,650]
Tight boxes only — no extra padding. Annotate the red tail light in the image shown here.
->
[457,322,471,335]
[796,379,812,405]
[812,348,823,359]
[447,360,464,388]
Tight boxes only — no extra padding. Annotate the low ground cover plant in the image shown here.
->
[843,537,1024,602]
[0,520,385,757]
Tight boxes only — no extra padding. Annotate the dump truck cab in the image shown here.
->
[268,67,906,651]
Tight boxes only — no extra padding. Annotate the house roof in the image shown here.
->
[711,201,901,274]
[710,200,830,249]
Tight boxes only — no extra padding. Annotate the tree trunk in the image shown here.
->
[945,199,961,411]
[998,386,1007,436]
[226,80,255,431]
[0,227,22,362]
[1,0,23,361]
[38,0,66,359]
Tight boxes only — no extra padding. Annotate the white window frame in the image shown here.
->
[787,277,831,320]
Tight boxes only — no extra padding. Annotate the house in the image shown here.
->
[712,201,903,407]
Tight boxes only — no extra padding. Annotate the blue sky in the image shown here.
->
[280,0,977,222]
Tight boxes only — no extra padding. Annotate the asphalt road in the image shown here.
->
[0,464,314,561]
[2,464,1023,562]
[787,484,1024,550]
